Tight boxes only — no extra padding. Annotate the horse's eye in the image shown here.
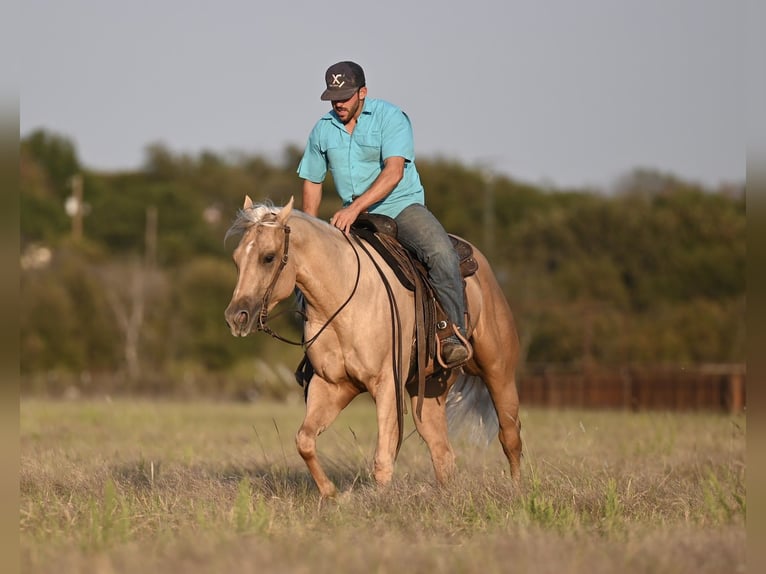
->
[263,253,276,264]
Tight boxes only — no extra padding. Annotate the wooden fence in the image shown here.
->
[518,365,746,413]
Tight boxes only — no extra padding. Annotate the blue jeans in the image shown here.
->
[394,204,466,332]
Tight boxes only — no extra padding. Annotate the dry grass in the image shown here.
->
[20,397,745,573]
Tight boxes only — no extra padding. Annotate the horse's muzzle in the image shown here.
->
[224,300,258,337]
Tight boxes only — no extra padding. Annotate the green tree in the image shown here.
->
[20,249,120,375]
[22,129,81,193]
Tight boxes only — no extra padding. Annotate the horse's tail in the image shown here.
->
[446,373,499,445]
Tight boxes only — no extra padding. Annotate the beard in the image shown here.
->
[334,97,363,124]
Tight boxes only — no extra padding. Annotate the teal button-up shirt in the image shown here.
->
[297,98,426,218]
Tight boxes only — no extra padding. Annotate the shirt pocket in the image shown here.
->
[325,143,344,172]
[354,132,382,163]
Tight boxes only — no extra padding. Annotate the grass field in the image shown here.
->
[20,397,745,573]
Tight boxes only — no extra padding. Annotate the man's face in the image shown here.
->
[332,87,366,124]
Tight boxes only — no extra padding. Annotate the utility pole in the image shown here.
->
[66,174,84,241]
[145,206,158,269]
[482,170,495,263]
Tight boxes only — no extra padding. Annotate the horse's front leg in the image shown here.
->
[296,375,359,498]
[371,377,400,487]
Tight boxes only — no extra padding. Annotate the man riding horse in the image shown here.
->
[225,62,522,496]
[297,61,471,366]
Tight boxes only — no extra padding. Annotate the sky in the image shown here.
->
[20,0,744,191]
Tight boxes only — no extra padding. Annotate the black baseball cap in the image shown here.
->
[320,61,366,101]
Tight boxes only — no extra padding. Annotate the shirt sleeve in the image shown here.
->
[296,123,328,183]
[380,109,415,163]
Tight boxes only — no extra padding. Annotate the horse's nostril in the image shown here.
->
[236,310,249,326]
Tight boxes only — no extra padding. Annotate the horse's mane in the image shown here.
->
[225,201,284,244]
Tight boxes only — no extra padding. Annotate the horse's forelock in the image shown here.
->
[225,202,283,243]
[249,202,282,224]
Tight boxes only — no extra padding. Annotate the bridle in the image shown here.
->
[255,223,291,338]
[254,223,361,349]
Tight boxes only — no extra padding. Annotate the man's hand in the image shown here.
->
[330,204,362,235]
[326,157,406,233]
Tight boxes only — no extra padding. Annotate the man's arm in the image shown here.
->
[302,180,323,217]
[349,156,405,213]
[329,156,405,233]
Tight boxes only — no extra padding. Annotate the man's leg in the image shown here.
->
[395,204,469,364]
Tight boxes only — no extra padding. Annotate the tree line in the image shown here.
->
[20,129,745,397]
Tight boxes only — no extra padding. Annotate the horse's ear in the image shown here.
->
[278,196,294,224]
[243,195,254,210]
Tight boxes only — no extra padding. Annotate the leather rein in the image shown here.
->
[255,223,361,350]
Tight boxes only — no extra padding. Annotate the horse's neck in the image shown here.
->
[291,216,361,318]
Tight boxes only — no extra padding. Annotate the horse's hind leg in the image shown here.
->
[490,374,522,486]
[296,376,360,498]
[410,394,456,485]
[473,340,522,486]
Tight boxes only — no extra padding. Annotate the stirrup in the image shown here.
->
[436,326,473,369]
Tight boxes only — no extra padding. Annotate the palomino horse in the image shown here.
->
[224,196,521,497]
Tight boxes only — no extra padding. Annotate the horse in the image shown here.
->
[224,196,522,497]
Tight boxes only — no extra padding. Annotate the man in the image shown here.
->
[297,60,470,365]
